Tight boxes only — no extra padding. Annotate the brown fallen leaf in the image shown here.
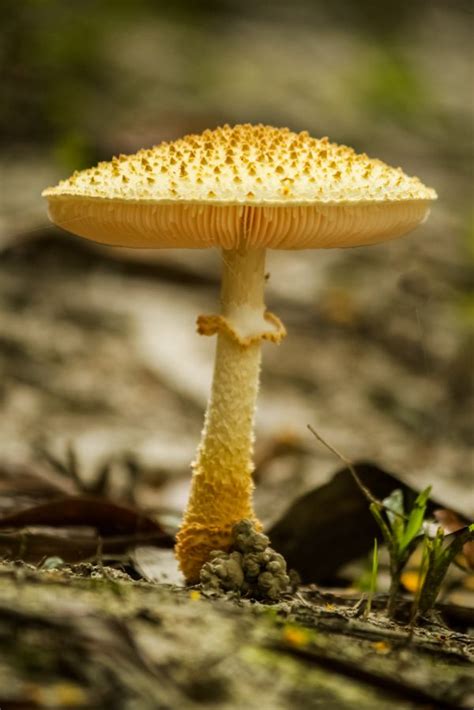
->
[268,462,464,584]
[0,462,76,515]
[0,495,169,537]
[0,528,171,564]
[434,509,474,570]
[0,495,174,565]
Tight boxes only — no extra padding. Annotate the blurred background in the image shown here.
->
[0,0,473,527]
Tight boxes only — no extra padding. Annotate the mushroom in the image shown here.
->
[42,124,437,582]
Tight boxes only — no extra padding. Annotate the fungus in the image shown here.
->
[200,519,292,600]
[42,124,437,583]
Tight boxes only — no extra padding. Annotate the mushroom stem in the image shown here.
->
[176,247,275,582]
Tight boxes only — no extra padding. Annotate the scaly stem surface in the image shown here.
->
[176,248,268,582]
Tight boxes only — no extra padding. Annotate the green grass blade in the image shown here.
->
[400,486,431,552]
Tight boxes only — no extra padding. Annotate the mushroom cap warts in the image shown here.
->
[43,123,437,250]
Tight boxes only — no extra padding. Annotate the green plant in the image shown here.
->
[306,426,473,622]
[363,538,378,620]
[413,523,474,620]
[369,486,431,618]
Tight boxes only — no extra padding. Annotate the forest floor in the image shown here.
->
[1,559,473,710]
[0,230,472,709]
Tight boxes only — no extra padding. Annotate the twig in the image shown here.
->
[307,425,408,521]
[307,425,381,505]
[96,537,104,574]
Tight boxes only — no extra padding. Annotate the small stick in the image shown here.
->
[307,425,407,521]
[307,425,382,507]
[96,537,104,574]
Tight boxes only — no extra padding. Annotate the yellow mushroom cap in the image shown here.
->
[43,124,437,250]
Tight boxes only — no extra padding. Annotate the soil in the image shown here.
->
[1,561,472,710]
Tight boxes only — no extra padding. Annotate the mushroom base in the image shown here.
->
[175,332,263,583]
[176,518,263,584]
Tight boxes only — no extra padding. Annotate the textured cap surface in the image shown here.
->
[43,124,437,250]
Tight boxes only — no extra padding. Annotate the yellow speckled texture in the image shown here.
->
[176,249,269,582]
[43,124,436,250]
[175,333,263,582]
[44,123,436,205]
